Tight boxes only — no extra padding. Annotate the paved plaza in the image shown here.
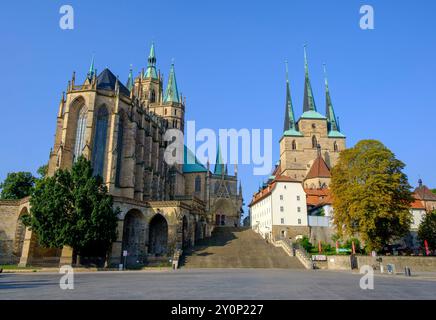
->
[1,268,435,300]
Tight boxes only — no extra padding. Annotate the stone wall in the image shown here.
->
[326,255,436,272]
[272,225,310,240]
[0,200,20,264]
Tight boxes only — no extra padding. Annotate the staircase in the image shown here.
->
[181,227,304,269]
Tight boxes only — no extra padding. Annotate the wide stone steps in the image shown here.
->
[181,227,304,269]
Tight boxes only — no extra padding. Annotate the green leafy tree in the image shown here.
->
[0,172,35,199]
[418,211,436,251]
[22,156,119,261]
[37,164,48,179]
[330,140,413,252]
[297,236,314,253]
[432,189,436,195]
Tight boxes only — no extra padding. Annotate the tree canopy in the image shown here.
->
[418,211,436,251]
[0,172,36,200]
[330,140,413,252]
[22,156,119,258]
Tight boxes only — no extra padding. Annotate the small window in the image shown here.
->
[280,206,284,212]
[284,185,287,189]
[334,141,338,152]
[280,195,283,200]
[298,219,301,225]
[312,123,316,129]
[174,109,177,115]
[281,218,285,224]
[297,207,301,212]
[164,108,167,115]
[312,136,318,149]
[297,195,300,201]
[292,140,297,150]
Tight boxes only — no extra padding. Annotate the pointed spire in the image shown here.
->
[144,43,158,79]
[283,60,298,133]
[163,62,180,103]
[87,54,95,80]
[214,143,225,176]
[126,64,134,91]
[303,45,317,113]
[323,64,339,132]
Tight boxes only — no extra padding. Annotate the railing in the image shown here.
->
[293,243,314,270]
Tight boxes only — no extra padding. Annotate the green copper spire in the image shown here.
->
[87,54,95,80]
[214,143,226,175]
[144,43,158,79]
[283,61,301,137]
[323,64,339,132]
[163,63,180,103]
[302,45,317,113]
[126,65,134,91]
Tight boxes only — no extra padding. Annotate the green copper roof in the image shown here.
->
[328,130,346,138]
[183,145,208,173]
[126,65,134,91]
[300,110,326,119]
[283,61,300,136]
[144,43,158,79]
[324,64,340,133]
[214,143,227,175]
[283,129,303,137]
[303,45,317,113]
[163,63,180,103]
[87,55,95,80]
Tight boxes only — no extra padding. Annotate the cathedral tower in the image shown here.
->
[279,46,346,184]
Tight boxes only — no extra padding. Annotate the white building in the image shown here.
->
[249,176,309,241]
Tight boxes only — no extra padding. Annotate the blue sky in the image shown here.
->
[1,1,435,216]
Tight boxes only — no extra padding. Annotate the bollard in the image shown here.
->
[404,266,411,277]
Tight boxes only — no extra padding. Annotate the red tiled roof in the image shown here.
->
[249,175,299,207]
[411,198,426,209]
[414,185,436,201]
[305,188,332,207]
[305,155,331,180]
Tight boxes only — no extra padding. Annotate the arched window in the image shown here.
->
[74,107,87,161]
[150,89,156,103]
[115,115,125,187]
[164,108,167,115]
[92,106,109,177]
[334,141,338,152]
[292,140,297,150]
[312,136,317,149]
[195,175,201,193]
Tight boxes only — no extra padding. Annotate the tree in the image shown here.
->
[330,140,413,252]
[418,211,436,251]
[432,189,436,195]
[0,172,35,199]
[37,164,48,178]
[22,156,119,263]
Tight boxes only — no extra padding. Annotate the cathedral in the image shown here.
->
[0,44,243,267]
[278,47,346,188]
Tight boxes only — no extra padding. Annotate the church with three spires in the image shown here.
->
[278,46,346,189]
[0,43,243,267]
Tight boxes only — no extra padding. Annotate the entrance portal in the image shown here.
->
[149,214,168,255]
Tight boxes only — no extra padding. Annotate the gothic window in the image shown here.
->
[164,109,167,115]
[115,115,125,187]
[174,109,177,115]
[334,141,338,152]
[92,106,109,178]
[195,175,201,193]
[74,107,87,161]
[150,89,156,103]
[312,136,317,149]
[292,140,297,150]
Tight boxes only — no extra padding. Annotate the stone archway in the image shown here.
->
[14,208,28,260]
[148,214,168,256]
[122,209,146,265]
